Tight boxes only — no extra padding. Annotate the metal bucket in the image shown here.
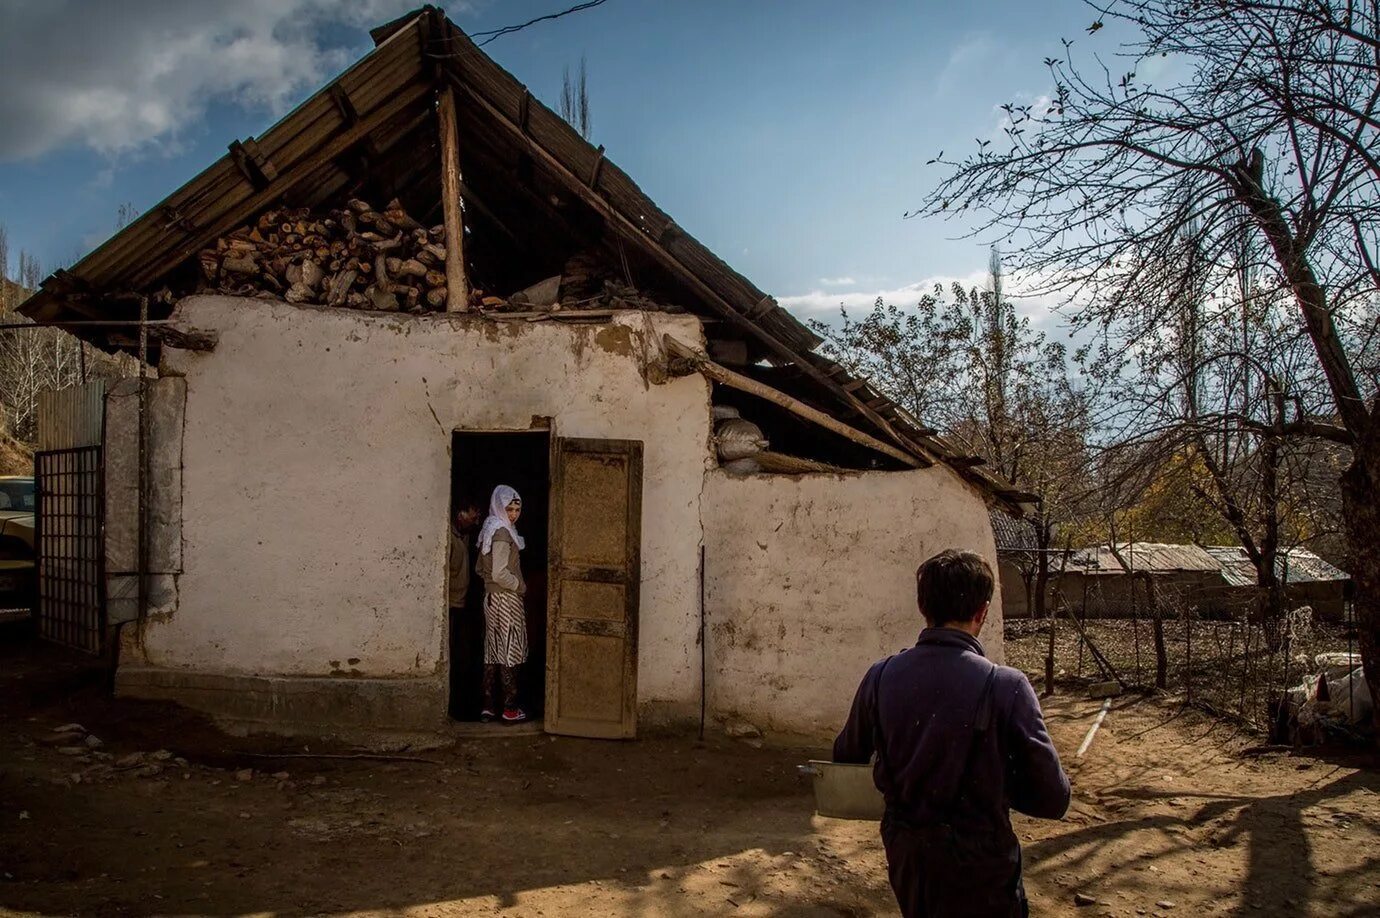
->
[799,760,884,820]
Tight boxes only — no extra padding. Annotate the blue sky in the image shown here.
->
[0,0,1109,326]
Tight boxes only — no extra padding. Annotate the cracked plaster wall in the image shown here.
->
[701,468,1004,739]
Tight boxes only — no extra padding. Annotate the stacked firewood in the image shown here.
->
[196,199,457,312]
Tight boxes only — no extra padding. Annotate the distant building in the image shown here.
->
[1202,546,1352,622]
[1006,541,1351,623]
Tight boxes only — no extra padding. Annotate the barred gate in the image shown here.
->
[35,447,105,654]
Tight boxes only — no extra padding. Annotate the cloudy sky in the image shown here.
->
[0,0,1107,326]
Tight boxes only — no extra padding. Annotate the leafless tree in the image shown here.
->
[0,223,10,303]
[115,202,140,231]
[559,56,592,140]
[922,0,1380,725]
[1092,235,1344,644]
[814,249,1093,617]
[0,248,93,444]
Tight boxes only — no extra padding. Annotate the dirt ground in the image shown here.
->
[1,635,1378,917]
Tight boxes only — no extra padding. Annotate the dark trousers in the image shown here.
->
[881,811,1027,918]
[482,664,519,711]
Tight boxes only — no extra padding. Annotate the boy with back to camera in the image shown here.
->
[834,549,1070,918]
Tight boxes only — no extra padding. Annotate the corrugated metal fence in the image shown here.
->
[37,382,106,451]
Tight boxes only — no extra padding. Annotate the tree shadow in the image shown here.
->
[1023,769,1380,915]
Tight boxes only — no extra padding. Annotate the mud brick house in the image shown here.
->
[20,8,1031,744]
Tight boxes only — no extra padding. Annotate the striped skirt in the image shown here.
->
[483,591,528,667]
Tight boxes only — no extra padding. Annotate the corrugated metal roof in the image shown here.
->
[1065,546,1124,574]
[15,6,1029,511]
[1205,546,1350,586]
[1062,542,1220,575]
[1117,542,1220,573]
[990,510,1037,552]
[1284,548,1350,583]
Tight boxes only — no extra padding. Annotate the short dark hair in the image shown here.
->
[916,550,994,626]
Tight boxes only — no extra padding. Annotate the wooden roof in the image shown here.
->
[17,6,1031,511]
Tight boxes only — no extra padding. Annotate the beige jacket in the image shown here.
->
[477,528,525,596]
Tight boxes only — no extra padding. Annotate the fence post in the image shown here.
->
[1185,605,1193,704]
[1147,575,1167,690]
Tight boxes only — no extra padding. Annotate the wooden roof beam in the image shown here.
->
[664,335,925,469]
[228,138,279,190]
[437,84,468,312]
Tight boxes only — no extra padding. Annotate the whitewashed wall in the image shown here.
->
[127,296,712,726]
[701,468,1004,739]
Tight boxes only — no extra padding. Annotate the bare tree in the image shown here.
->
[115,202,140,231]
[0,222,10,299]
[1091,239,1342,645]
[0,249,89,443]
[922,0,1380,724]
[559,56,592,140]
[814,251,1092,616]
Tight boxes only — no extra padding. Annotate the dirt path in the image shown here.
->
[1,645,1377,916]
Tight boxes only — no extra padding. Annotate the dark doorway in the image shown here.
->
[449,430,550,722]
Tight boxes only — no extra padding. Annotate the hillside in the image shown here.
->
[0,276,31,314]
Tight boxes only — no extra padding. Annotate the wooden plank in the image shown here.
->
[228,139,276,189]
[664,335,925,469]
[438,85,468,312]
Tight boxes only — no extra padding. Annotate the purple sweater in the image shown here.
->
[833,627,1070,830]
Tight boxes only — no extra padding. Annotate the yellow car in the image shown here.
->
[0,476,35,611]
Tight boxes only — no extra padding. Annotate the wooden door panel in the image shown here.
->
[559,452,631,566]
[561,580,626,623]
[553,632,627,726]
[545,438,642,739]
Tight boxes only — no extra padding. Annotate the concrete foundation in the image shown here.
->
[115,665,447,747]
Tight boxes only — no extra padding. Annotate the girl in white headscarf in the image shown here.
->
[476,485,528,722]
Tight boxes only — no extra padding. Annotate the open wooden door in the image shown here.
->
[545,438,643,738]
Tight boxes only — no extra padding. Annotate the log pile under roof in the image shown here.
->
[192,198,687,316]
[198,199,455,312]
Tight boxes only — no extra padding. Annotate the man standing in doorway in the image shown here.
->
[834,549,1070,918]
[448,499,482,628]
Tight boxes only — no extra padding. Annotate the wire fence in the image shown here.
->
[1005,592,1362,734]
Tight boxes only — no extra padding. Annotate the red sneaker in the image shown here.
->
[501,708,527,723]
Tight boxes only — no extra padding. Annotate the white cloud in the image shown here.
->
[0,0,446,161]
[817,276,856,286]
[779,269,1071,331]
[933,33,998,98]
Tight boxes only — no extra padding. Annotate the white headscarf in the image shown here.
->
[478,484,525,555]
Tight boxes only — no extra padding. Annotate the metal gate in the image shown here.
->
[35,446,105,654]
